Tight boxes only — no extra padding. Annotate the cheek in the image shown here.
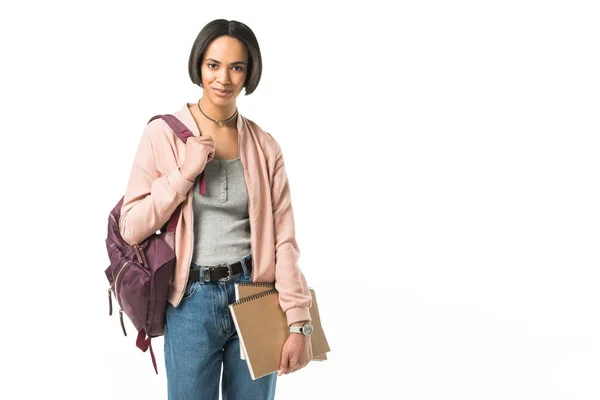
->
[235,73,247,88]
[201,67,214,83]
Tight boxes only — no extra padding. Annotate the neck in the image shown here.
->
[198,97,237,124]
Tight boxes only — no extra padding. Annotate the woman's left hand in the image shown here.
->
[278,328,312,376]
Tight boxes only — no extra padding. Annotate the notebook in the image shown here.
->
[229,285,330,380]
[234,283,328,361]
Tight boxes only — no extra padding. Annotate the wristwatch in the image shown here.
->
[289,322,313,337]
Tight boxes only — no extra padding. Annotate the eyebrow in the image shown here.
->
[206,58,247,66]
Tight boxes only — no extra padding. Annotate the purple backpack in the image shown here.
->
[105,114,205,374]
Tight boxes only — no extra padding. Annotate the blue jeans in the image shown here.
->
[164,253,277,399]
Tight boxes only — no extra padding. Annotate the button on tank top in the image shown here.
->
[190,158,252,266]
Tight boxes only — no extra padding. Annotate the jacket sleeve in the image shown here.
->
[119,123,194,246]
[271,140,313,326]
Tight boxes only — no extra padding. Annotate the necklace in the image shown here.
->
[197,98,238,127]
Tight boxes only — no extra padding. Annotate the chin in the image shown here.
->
[207,94,236,106]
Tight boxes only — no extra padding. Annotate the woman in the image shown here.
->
[118,19,313,399]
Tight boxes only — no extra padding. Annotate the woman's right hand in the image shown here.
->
[179,135,216,182]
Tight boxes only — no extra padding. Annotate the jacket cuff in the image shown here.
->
[167,167,194,198]
[285,306,312,326]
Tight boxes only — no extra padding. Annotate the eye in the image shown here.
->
[207,63,218,69]
[233,66,244,72]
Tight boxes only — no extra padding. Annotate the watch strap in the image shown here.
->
[289,325,303,334]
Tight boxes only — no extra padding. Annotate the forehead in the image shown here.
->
[203,35,248,62]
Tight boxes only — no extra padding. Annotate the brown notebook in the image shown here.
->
[229,286,330,380]
[234,283,329,361]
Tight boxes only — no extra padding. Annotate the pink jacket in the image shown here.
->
[118,103,312,325]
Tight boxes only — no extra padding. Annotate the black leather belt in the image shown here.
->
[189,256,252,283]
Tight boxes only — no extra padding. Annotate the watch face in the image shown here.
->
[303,323,313,336]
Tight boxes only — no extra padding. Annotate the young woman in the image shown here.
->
[119,19,313,399]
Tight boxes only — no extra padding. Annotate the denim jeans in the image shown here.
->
[164,253,277,400]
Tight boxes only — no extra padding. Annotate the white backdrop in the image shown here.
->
[1,0,599,399]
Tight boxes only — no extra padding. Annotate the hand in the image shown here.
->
[180,135,216,181]
[278,331,312,376]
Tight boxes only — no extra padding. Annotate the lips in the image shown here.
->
[213,88,232,96]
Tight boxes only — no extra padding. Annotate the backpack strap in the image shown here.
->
[148,114,208,196]
[136,329,158,375]
[148,114,194,142]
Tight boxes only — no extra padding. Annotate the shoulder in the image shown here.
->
[141,112,182,149]
[132,112,184,172]
[242,115,282,157]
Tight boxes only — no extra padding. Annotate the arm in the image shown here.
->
[271,140,313,326]
[118,124,194,246]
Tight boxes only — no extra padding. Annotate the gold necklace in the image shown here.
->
[197,98,238,127]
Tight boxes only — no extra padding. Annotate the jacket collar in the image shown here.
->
[179,103,245,137]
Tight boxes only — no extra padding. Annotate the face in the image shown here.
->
[200,35,249,106]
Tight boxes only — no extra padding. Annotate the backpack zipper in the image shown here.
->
[113,261,129,303]
[112,261,130,336]
[107,241,117,316]
[108,212,150,335]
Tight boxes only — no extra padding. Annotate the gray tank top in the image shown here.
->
[190,158,252,266]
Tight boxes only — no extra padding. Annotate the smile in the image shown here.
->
[213,88,233,96]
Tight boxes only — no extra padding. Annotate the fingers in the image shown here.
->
[279,355,309,375]
[289,358,310,374]
[187,136,216,159]
[199,138,214,146]
[279,337,312,376]
[278,351,306,375]
[287,357,298,374]
[205,146,216,163]
[288,358,303,374]
[278,351,289,376]
[188,136,215,148]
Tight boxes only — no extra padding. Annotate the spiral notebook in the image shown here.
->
[229,285,330,380]
[234,283,328,361]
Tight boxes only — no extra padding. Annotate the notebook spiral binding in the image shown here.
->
[232,288,278,306]
[237,282,275,288]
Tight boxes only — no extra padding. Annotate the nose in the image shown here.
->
[216,67,231,86]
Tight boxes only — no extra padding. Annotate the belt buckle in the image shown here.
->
[203,267,211,283]
[218,262,232,282]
